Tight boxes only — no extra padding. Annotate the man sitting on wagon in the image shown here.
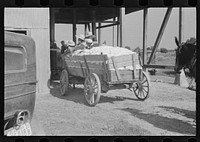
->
[66,40,75,55]
[61,40,75,57]
[84,32,99,48]
[61,40,68,54]
[74,34,87,51]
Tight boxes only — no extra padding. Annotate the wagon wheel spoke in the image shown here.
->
[61,84,66,93]
[142,88,148,93]
[90,76,97,87]
[138,90,142,98]
[60,70,69,96]
[133,71,151,100]
[90,94,95,104]
[84,73,101,106]
[141,90,145,98]
[141,79,147,84]
[85,78,91,85]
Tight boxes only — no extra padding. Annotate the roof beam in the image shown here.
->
[96,23,119,29]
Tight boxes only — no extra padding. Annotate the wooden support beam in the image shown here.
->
[142,8,148,66]
[147,8,172,64]
[96,23,119,29]
[98,23,101,44]
[113,9,116,46]
[84,24,87,35]
[78,20,118,24]
[73,9,77,44]
[92,10,97,41]
[113,20,115,46]
[50,8,55,43]
[117,16,120,46]
[92,23,97,41]
[179,7,183,43]
[119,8,126,47]
[88,23,91,32]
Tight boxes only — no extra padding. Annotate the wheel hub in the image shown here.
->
[88,85,94,94]
[137,82,143,91]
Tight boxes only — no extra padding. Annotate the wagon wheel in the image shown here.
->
[84,73,101,106]
[60,69,69,96]
[133,71,150,100]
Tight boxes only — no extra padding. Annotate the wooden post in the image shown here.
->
[92,10,97,41]
[113,9,115,46]
[117,17,120,46]
[147,8,172,64]
[92,23,97,41]
[179,7,183,43]
[88,23,91,32]
[119,8,126,47]
[113,17,115,46]
[98,23,101,44]
[142,8,148,66]
[73,9,77,44]
[50,8,55,44]
[84,23,87,35]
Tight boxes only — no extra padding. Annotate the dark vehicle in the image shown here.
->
[4,31,37,136]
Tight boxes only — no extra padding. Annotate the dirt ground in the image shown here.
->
[31,71,196,136]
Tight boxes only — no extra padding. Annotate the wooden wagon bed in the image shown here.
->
[62,53,141,84]
[60,52,150,106]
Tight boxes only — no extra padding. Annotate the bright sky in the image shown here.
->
[55,8,196,50]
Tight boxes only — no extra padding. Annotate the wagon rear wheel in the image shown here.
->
[133,71,150,100]
[84,73,101,106]
[60,69,69,96]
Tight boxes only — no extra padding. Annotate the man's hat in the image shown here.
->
[85,32,95,38]
[67,40,75,47]
[75,34,85,41]
[85,38,93,44]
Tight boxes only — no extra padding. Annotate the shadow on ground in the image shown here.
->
[158,106,196,120]
[120,108,196,135]
[49,81,140,105]
[99,95,140,104]
[162,70,176,76]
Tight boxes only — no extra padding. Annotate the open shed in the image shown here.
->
[4,7,184,94]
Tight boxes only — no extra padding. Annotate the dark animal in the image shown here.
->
[174,36,196,89]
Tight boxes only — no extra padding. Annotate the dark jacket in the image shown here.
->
[61,45,68,54]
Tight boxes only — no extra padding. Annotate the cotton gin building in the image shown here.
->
[4,8,51,94]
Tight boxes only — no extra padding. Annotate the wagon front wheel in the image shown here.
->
[133,71,150,100]
[84,73,101,106]
[60,69,69,96]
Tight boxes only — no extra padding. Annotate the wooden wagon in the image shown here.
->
[60,52,151,106]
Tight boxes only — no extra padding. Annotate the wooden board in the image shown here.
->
[110,70,140,82]
[108,54,139,69]
[63,53,140,83]
[64,55,108,78]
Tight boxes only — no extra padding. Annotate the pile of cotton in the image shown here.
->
[72,45,136,57]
